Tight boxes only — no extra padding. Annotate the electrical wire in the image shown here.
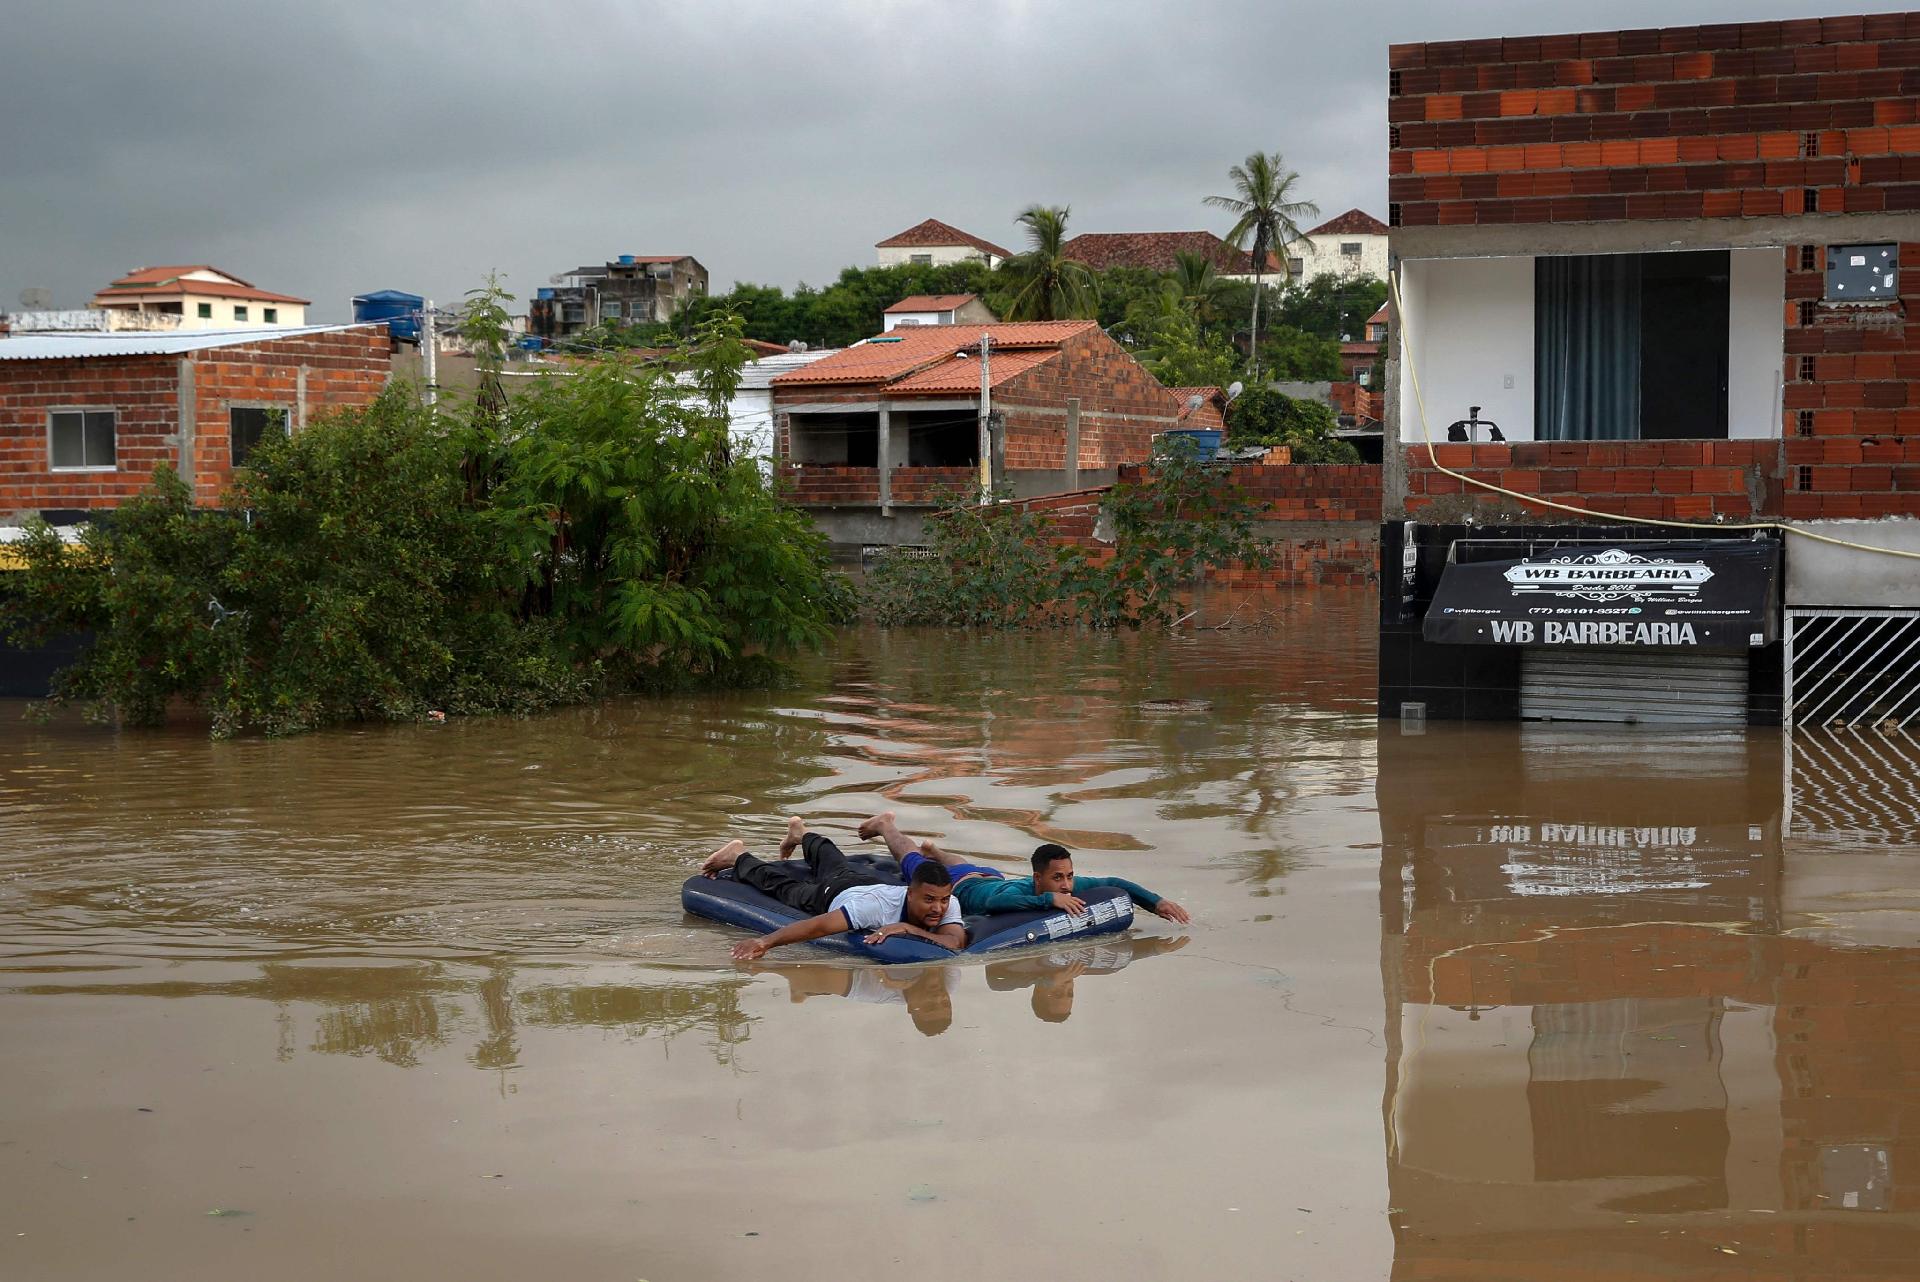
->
[1388,270,1920,561]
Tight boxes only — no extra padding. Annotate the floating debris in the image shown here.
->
[1140,698,1213,714]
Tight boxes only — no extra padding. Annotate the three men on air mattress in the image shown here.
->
[697,811,1189,962]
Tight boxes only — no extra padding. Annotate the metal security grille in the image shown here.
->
[1521,649,1749,725]
[1784,608,1920,845]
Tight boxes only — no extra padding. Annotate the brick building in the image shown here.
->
[0,325,392,520]
[1379,12,1920,724]
[770,321,1189,550]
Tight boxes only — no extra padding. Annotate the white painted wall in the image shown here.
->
[1728,248,1785,440]
[882,309,952,332]
[876,244,1001,269]
[1398,248,1784,444]
[1286,233,1390,285]
[1397,255,1537,441]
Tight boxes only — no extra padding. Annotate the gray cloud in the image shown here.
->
[0,0,1881,320]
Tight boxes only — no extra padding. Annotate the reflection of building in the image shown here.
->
[1376,723,1920,1279]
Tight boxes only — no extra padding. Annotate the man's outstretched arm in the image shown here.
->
[865,920,967,950]
[732,910,852,961]
[1078,875,1191,924]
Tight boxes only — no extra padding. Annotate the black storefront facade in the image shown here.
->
[1379,522,1785,726]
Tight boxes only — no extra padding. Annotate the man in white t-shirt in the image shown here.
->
[699,818,967,961]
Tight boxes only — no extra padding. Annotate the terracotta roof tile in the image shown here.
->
[771,321,1097,394]
[1061,231,1282,274]
[1304,209,1389,236]
[874,218,1012,259]
[95,265,307,305]
[883,294,979,314]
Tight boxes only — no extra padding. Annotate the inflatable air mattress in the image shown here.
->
[682,854,1134,963]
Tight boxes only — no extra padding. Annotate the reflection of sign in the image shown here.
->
[1424,540,1780,648]
[1504,548,1714,603]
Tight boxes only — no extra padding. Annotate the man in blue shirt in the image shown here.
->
[857,811,1191,924]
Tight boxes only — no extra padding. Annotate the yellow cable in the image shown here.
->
[1387,271,1920,561]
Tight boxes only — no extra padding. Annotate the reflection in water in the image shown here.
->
[985,934,1190,1024]
[1378,723,1920,1279]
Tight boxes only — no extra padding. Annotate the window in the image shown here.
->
[1535,251,1730,441]
[910,253,933,266]
[1341,241,1363,258]
[230,406,289,467]
[1288,256,1305,277]
[234,305,249,322]
[49,410,116,470]
[603,300,623,319]
[263,307,278,323]
[197,302,212,319]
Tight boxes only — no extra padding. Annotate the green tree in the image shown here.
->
[1254,325,1342,381]
[1224,386,1360,463]
[998,205,1098,321]
[1131,308,1242,389]
[1274,272,1387,342]
[1169,250,1233,326]
[1204,152,1319,376]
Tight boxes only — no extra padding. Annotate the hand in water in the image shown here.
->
[1153,900,1192,925]
[1051,892,1088,915]
[731,937,771,962]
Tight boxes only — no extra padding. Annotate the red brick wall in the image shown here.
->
[1782,238,1920,518]
[890,466,978,504]
[187,329,392,506]
[0,353,182,516]
[1388,14,1920,228]
[1399,439,1784,521]
[777,464,879,506]
[992,327,1184,469]
[1006,466,1382,588]
[0,329,390,517]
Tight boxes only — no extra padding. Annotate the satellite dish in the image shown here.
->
[1224,380,1245,405]
[548,273,569,286]
[18,287,52,310]
[1184,394,1203,412]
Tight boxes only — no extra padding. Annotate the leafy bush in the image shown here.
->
[1225,386,1361,464]
[865,444,1270,630]
[1,306,849,736]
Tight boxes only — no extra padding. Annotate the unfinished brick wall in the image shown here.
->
[0,329,391,517]
[1782,238,1920,517]
[992,326,1184,469]
[1388,14,1920,227]
[186,329,392,505]
[0,354,181,517]
[776,464,880,506]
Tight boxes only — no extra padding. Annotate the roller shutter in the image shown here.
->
[1521,649,1749,725]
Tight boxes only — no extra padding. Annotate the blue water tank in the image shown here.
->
[1162,428,1223,461]
[617,254,636,265]
[351,289,424,343]
[536,287,556,300]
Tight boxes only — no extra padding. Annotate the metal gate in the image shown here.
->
[1521,649,1750,725]
[1783,608,1920,845]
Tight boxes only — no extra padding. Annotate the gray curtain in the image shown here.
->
[1536,255,1641,441]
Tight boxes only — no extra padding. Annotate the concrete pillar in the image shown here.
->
[175,357,197,494]
[877,402,892,512]
[1065,397,1081,489]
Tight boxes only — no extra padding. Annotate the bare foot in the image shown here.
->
[700,839,748,878]
[777,816,806,859]
[857,810,897,841]
[919,838,945,859]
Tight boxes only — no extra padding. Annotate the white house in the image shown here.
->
[1282,210,1390,284]
[91,265,310,330]
[874,219,1011,270]
[880,294,999,331]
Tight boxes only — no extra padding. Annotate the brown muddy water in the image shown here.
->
[2,590,1916,1281]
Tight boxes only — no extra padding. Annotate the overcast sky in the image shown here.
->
[0,0,1886,321]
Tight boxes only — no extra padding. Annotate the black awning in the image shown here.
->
[1423,540,1781,649]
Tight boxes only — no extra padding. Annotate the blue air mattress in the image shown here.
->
[682,854,1135,963]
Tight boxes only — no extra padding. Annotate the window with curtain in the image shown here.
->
[1536,251,1730,442]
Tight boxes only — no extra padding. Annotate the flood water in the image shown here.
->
[3,590,1916,1281]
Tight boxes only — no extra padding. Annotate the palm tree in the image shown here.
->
[1169,250,1231,326]
[998,205,1098,321]
[1204,153,1319,376]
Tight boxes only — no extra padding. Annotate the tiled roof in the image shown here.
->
[874,218,1012,259]
[883,294,978,314]
[771,321,1097,393]
[96,265,309,305]
[1168,385,1228,425]
[1305,209,1389,237]
[1061,231,1281,274]
[1367,302,1389,324]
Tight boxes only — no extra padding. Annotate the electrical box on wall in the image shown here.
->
[1824,244,1898,302]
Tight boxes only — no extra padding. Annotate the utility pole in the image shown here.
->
[977,332,992,502]
[422,299,438,409]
